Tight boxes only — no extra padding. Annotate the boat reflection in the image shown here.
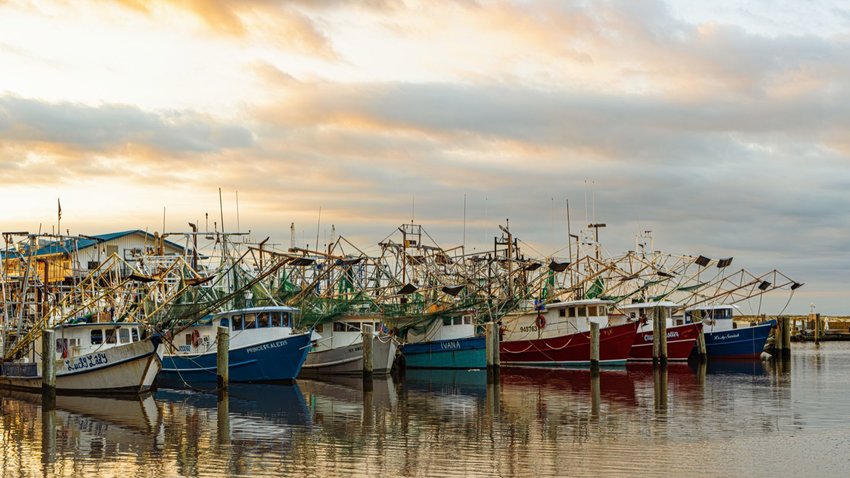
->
[0,389,161,468]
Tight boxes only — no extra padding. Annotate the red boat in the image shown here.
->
[620,302,702,361]
[629,322,702,361]
[500,321,639,366]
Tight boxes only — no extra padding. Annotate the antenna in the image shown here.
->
[162,206,166,235]
[463,194,467,251]
[584,179,588,224]
[236,190,241,233]
[218,188,225,233]
[290,222,295,249]
[411,194,415,223]
[315,206,322,252]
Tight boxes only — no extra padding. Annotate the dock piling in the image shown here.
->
[782,316,792,357]
[41,329,56,401]
[775,319,785,356]
[362,326,373,376]
[696,325,707,359]
[217,325,229,390]
[590,321,600,373]
[485,322,494,368]
[658,308,668,364]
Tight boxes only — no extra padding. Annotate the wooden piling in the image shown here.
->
[217,390,230,445]
[812,313,820,345]
[217,325,229,390]
[775,319,784,355]
[658,308,668,364]
[782,316,791,357]
[493,321,501,368]
[652,308,660,364]
[590,321,600,373]
[485,322,494,368]
[42,329,56,398]
[696,325,707,359]
[362,326,373,376]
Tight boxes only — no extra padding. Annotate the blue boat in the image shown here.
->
[686,305,775,358]
[160,306,312,384]
[401,336,486,369]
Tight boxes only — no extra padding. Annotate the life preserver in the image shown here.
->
[191,329,201,347]
[535,314,546,329]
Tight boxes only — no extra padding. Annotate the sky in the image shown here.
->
[0,0,847,314]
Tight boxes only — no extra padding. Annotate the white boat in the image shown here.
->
[301,316,397,376]
[0,321,163,394]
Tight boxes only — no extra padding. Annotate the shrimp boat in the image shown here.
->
[499,299,638,367]
[0,321,163,394]
[685,305,774,358]
[400,314,486,369]
[300,316,398,377]
[160,306,312,384]
[618,302,702,361]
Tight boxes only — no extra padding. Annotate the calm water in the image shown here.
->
[2,343,850,477]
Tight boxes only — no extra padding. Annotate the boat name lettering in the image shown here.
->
[247,340,288,354]
[643,331,680,342]
[713,333,740,341]
[440,341,462,350]
[519,326,539,333]
[64,352,108,372]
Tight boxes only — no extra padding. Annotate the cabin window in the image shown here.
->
[442,317,452,326]
[258,312,270,328]
[568,307,577,318]
[346,322,361,332]
[361,322,373,332]
[220,318,229,329]
[559,308,566,317]
[272,313,282,327]
[185,333,193,346]
[283,312,291,327]
[601,307,608,316]
[119,328,130,344]
[333,322,346,332]
[463,316,472,325]
[232,315,243,330]
[91,329,103,345]
[131,328,139,342]
[630,312,636,319]
[106,329,116,344]
[577,306,587,317]
[244,313,257,329]
[588,306,598,316]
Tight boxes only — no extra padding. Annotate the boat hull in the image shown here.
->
[401,336,486,369]
[629,322,702,361]
[500,321,638,367]
[704,321,774,358]
[160,331,311,383]
[300,337,397,376]
[0,338,163,395]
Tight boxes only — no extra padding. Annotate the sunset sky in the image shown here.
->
[1,0,847,313]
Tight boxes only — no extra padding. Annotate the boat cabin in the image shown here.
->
[685,305,738,332]
[502,299,615,342]
[312,316,385,352]
[37,322,148,360]
[168,306,299,355]
[406,314,475,344]
[620,301,684,327]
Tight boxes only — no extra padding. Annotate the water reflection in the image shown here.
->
[3,343,850,476]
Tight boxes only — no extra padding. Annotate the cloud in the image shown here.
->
[0,95,254,154]
[110,0,338,58]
